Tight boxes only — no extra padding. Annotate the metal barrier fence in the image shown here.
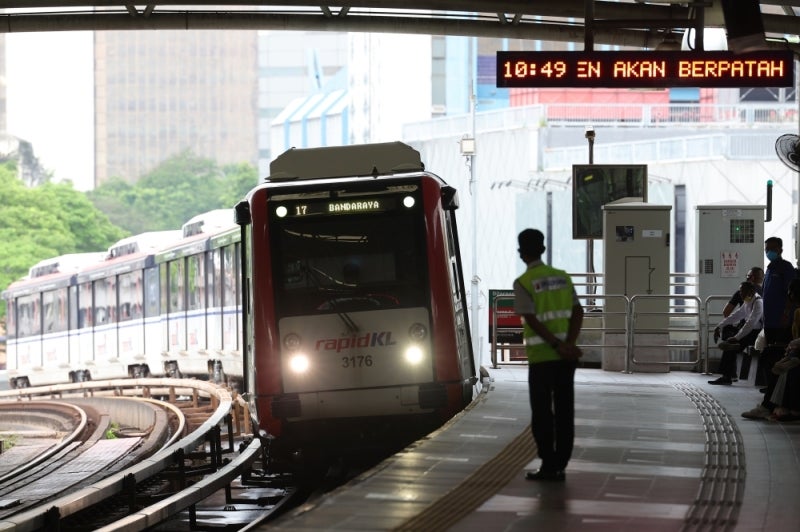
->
[490,291,737,374]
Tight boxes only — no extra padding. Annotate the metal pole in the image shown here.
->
[469,37,481,364]
[585,127,596,299]
[796,58,800,267]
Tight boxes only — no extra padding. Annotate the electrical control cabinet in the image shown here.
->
[696,203,765,315]
[602,200,671,372]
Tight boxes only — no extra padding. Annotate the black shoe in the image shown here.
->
[525,469,565,482]
[708,377,733,385]
[759,387,768,393]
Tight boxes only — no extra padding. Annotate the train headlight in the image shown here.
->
[403,196,416,208]
[276,205,288,218]
[289,354,310,374]
[284,333,302,351]
[408,322,428,341]
[404,345,424,365]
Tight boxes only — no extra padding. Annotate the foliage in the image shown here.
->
[1,434,19,451]
[1,151,259,321]
[0,162,125,318]
[88,151,259,234]
[105,421,119,439]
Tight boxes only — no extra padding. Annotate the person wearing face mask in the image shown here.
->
[722,267,764,318]
[710,281,763,385]
[742,236,798,419]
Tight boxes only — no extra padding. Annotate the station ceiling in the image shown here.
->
[0,1,797,54]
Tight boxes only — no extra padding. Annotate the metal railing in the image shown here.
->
[626,294,703,373]
[404,102,798,142]
[490,290,742,374]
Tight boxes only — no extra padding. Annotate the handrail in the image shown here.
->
[627,294,703,372]
[490,293,630,368]
[490,291,740,374]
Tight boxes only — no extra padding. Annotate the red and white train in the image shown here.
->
[3,141,476,454]
[236,141,476,453]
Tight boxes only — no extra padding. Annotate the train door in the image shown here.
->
[5,297,17,379]
[13,293,40,383]
[92,275,121,379]
[444,208,476,403]
[165,258,187,355]
[117,270,145,364]
[78,280,94,368]
[68,284,80,370]
[186,253,206,356]
[142,266,162,375]
[41,287,68,372]
[221,244,239,355]
[207,248,223,353]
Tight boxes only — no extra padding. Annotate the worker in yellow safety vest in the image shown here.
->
[513,228,584,482]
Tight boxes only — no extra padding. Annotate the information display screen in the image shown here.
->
[573,164,648,239]
[273,196,400,218]
[497,50,795,88]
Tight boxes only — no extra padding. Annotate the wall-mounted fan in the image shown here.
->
[775,133,800,172]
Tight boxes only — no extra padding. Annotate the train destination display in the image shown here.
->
[497,50,795,88]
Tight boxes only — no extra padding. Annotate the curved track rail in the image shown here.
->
[0,378,294,531]
[0,401,88,486]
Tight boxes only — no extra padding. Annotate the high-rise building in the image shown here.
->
[257,31,348,178]
[94,30,258,186]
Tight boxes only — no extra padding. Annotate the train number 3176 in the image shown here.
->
[341,355,374,368]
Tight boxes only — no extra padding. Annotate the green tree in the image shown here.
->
[0,163,125,318]
[89,151,259,234]
[220,162,259,209]
[87,177,154,235]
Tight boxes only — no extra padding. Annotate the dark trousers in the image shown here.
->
[760,327,793,407]
[718,329,761,379]
[528,359,577,472]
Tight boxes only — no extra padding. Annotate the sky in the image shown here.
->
[6,32,95,191]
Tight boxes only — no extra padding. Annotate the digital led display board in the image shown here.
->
[274,197,401,218]
[497,50,795,88]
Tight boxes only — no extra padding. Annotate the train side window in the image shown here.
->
[17,293,40,338]
[160,264,168,316]
[210,249,222,307]
[234,243,242,307]
[43,288,67,333]
[187,254,205,311]
[68,285,78,330]
[445,213,463,300]
[96,276,117,325]
[169,259,186,313]
[79,281,93,328]
[143,267,159,318]
[223,246,236,308]
[6,299,15,339]
[206,251,216,308]
[118,270,143,321]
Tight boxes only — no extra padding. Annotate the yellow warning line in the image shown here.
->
[394,426,536,532]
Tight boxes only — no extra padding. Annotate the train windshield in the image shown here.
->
[270,189,428,317]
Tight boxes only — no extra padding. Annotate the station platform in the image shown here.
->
[265,365,800,531]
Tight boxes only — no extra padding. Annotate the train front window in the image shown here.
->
[271,195,427,316]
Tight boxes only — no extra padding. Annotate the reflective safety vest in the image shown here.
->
[516,264,575,364]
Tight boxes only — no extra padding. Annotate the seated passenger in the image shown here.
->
[709,281,763,385]
[722,267,764,318]
[768,279,800,421]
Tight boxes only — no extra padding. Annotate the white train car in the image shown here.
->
[3,253,106,387]
[72,231,181,381]
[154,209,242,385]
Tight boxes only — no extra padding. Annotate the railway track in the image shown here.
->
[0,379,300,531]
